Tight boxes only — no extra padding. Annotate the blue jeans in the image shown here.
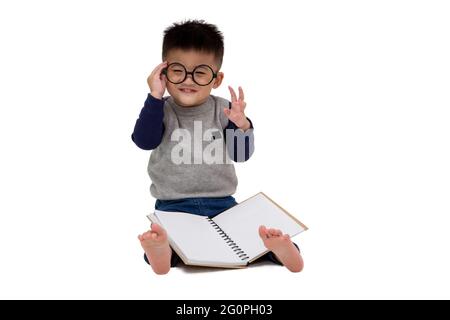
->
[144,196,298,267]
[155,196,239,217]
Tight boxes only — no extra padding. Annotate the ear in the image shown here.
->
[212,72,224,89]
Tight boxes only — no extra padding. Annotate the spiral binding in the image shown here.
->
[206,218,250,261]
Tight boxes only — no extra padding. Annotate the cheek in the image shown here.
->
[198,87,212,95]
[166,83,178,93]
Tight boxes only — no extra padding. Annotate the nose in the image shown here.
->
[183,73,195,84]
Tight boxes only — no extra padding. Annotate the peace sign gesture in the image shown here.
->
[223,86,251,131]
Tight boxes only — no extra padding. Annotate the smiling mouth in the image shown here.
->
[179,88,198,93]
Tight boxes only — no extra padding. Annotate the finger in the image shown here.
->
[228,86,237,102]
[160,72,167,83]
[223,108,231,118]
[157,61,168,76]
[157,60,168,69]
[151,61,168,77]
[275,229,282,236]
[235,101,246,113]
[238,86,245,101]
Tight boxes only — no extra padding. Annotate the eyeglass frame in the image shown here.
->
[162,62,218,86]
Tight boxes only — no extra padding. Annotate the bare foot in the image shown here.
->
[258,225,304,272]
[138,223,172,275]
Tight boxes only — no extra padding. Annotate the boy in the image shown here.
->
[132,20,303,274]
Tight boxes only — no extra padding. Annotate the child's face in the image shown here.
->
[164,49,224,107]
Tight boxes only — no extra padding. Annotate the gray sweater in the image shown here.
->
[132,94,255,200]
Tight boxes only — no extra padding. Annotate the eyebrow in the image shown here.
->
[169,61,216,70]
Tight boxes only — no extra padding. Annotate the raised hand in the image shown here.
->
[147,61,168,99]
[223,86,251,131]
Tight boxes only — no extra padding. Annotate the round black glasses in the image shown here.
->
[162,63,217,86]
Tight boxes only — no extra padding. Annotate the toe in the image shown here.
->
[142,231,153,240]
[152,223,166,236]
[258,225,267,239]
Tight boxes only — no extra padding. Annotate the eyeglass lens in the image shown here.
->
[166,63,214,86]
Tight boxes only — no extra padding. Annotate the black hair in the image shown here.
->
[162,20,224,68]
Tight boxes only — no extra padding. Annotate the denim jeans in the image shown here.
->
[144,196,297,267]
[155,196,239,217]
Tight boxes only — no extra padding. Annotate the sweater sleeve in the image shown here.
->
[223,102,255,162]
[131,94,165,150]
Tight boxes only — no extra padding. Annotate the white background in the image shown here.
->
[0,0,449,299]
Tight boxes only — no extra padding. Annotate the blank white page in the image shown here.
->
[154,210,243,266]
[212,193,307,260]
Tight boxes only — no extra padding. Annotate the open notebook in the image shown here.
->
[147,192,308,268]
